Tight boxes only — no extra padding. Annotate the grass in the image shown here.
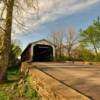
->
[7,67,20,82]
[0,67,39,100]
[0,67,19,100]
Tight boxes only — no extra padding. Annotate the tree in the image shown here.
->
[9,41,22,68]
[0,0,14,82]
[80,17,100,58]
[49,30,65,60]
[72,45,95,61]
[0,0,38,82]
[65,27,78,60]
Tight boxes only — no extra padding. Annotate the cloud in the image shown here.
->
[11,0,100,38]
[35,0,99,25]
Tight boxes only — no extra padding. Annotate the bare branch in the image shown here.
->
[0,25,6,33]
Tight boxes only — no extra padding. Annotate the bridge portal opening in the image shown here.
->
[33,44,53,61]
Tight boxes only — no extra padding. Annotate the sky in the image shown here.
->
[11,0,100,50]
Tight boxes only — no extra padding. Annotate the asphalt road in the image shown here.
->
[32,62,100,100]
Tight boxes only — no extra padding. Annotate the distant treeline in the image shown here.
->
[49,17,100,62]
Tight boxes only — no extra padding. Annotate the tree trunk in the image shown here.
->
[93,45,99,58]
[67,46,71,59]
[0,0,14,83]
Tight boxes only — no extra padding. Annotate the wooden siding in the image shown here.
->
[21,45,31,62]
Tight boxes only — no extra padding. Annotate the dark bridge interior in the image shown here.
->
[33,44,53,61]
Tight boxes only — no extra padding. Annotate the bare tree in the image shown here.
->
[0,0,38,82]
[49,30,65,59]
[65,27,78,60]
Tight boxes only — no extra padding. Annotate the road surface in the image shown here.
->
[32,62,100,100]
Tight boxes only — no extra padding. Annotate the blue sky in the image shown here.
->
[13,0,100,50]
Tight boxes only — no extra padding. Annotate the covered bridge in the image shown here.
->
[21,39,56,62]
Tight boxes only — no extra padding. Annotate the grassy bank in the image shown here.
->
[0,67,39,100]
